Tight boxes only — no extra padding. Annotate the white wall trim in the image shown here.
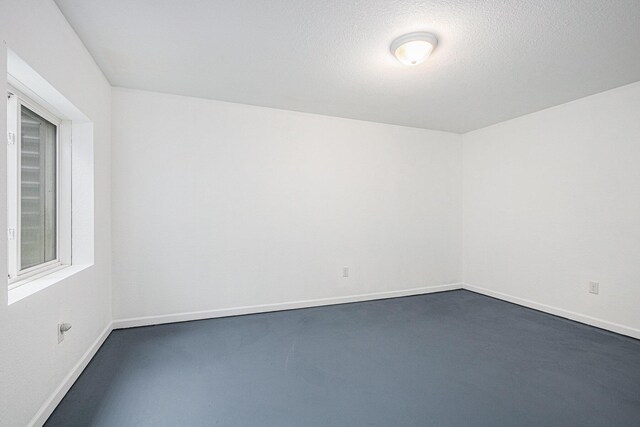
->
[24,283,640,427]
[113,284,464,329]
[28,322,113,427]
[25,282,639,427]
[463,284,640,340]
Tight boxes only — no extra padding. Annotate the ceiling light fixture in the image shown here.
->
[390,32,438,66]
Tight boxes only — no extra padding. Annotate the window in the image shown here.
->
[7,88,66,287]
[6,50,94,303]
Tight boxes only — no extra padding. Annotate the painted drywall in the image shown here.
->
[111,88,462,321]
[0,0,112,426]
[3,2,638,425]
[463,81,640,335]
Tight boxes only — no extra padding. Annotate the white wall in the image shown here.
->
[463,82,640,336]
[0,1,112,426]
[3,3,637,424]
[111,88,462,321]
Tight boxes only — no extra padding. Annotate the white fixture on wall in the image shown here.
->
[390,32,438,66]
[58,323,72,343]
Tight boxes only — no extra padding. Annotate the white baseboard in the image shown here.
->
[113,283,464,329]
[462,283,640,340]
[27,285,461,426]
[28,322,114,427]
[25,282,639,426]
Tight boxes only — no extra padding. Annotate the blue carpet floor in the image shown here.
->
[45,290,640,426]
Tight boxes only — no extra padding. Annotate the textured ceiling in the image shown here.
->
[54,0,640,133]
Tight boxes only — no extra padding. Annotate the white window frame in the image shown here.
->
[7,86,71,289]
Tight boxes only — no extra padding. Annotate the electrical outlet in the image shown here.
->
[588,281,599,295]
[342,267,349,278]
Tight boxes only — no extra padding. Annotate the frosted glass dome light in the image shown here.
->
[390,32,438,66]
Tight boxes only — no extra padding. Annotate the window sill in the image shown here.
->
[8,264,92,305]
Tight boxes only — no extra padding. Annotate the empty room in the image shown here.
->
[1,0,639,425]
